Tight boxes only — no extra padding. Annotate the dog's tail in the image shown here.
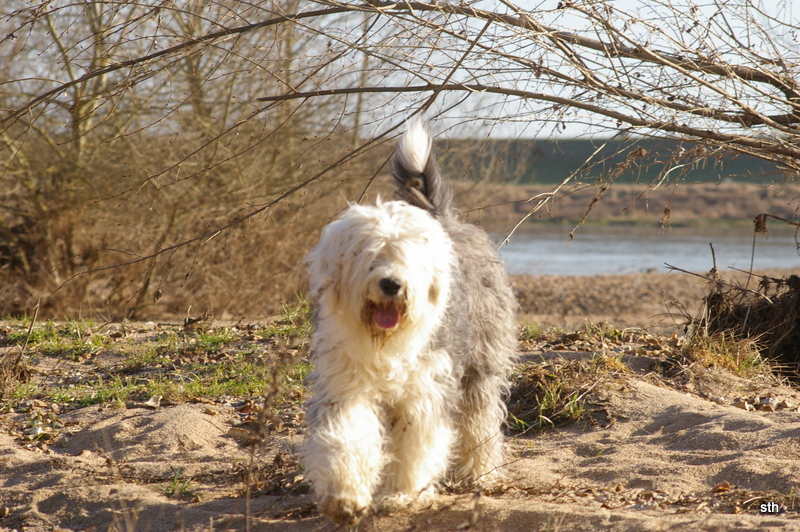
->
[392,119,453,217]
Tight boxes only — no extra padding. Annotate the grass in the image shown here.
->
[2,306,785,444]
[509,322,678,434]
[259,296,313,341]
[520,322,544,342]
[591,352,630,374]
[683,331,767,376]
[6,319,109,361]
[163,468,196,499]
[507,359,592,433]
[0,300,314,413]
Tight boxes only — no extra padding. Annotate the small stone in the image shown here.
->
[142,395,162,409]
[227,427,253,440]
[760,397,780,408]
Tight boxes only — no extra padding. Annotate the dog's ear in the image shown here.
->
[428,280,440,306]
[307,208,371,311]
[307,223,345,307]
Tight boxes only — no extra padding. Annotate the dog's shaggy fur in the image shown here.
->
[303,120,518,526]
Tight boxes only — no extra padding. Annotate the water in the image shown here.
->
[498,226,800,276]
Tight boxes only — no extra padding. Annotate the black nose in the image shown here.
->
[379,278,402,297]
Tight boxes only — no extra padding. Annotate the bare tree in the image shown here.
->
[0,0,367,317]
[1,0,798,317]
[257,1,800,213]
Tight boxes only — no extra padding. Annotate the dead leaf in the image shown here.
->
[712,481,731,493]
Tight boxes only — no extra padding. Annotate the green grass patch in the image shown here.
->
[259,297,312,341]
[163,468,196,499]
[1,313,314,412]
[194,328,239,354]
[6,319,108,360]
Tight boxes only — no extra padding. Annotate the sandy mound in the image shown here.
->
[56,403,242,463]
[1,402,308,531]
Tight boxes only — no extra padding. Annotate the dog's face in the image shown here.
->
[360,252,408,335]
[307,200,454,339]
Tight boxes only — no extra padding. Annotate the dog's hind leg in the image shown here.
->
[452,368,508,486]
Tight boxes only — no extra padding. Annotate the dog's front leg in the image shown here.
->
[380,367,454,508]
[303,397,386,526]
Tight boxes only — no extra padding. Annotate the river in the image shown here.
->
[498,225,800,276]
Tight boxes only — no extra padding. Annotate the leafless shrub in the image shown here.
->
[681,215,800,378]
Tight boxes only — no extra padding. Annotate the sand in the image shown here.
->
[1,272,799,531]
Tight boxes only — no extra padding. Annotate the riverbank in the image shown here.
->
[453,180,800,231]
[512,268,794,333]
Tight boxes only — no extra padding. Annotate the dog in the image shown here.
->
[302,120,518,526]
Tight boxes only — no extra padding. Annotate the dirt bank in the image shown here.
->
[455,181,800,230]
[512,268,797,334]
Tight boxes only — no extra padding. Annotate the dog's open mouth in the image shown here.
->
[371,301,400,329]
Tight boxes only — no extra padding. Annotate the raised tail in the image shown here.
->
[392,120,453,217]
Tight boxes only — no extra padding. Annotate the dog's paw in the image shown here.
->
[473,472,510,494]
[377,492,414,512]
[320,495,368,526]
[377,485,436,513]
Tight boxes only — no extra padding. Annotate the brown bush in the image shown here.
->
[0,120,387,320]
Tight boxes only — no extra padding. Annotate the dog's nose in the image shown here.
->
[379,278,402,297]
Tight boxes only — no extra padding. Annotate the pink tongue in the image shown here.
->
[374,303,400,329]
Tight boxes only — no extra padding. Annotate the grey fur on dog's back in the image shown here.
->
[437,221,518,377]
[392,122,518,478]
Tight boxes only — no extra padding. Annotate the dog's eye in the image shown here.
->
[428,282,440,304]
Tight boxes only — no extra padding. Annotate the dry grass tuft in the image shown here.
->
[683,331,766,376]
[0,307,39,401]
[0,355,29,402]
[507,357,596,434]
[683,262,800,379]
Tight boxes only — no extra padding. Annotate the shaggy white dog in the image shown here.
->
[303,120,518,526]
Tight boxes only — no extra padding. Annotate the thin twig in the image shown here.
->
[12,299,40,369]
[664,264,773,303]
